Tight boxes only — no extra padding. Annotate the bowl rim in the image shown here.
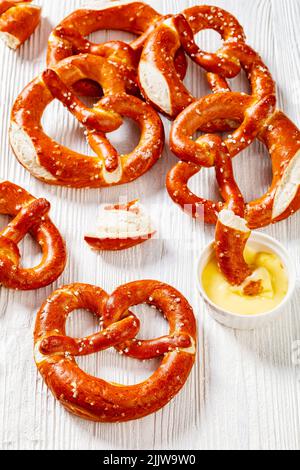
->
[196,231,296,320]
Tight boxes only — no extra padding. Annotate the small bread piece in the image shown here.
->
[85,200,155,251]
[0,1,41,50]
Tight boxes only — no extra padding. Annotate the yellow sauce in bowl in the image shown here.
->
[202,248,288,315]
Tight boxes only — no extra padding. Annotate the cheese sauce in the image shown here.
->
[202,248,288,315]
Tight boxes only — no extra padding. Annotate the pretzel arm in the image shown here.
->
[54,25,91,54]
[1,198,50,243]
[39,315,140,357]
[115,332,193,360]
[173,14,241,78]
[87,132,119,173]
[42,69,122,133]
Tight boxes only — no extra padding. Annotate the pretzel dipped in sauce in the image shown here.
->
[139,6,246,119]
[47,1,187,97]
[0,180,66,290]
[213,139,262,295]
[0,0,41,50]
[85,200,155,251]
[34,281,196,422]
[10,54,164,188]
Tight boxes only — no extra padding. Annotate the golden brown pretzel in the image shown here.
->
[166,24,300,288]
[138,5,246,118]
[0,0,41,50]
[47,1,187,97]
[10,54,164,188]
[34,282,196,422]
[167,55,300,231]
[0,180,66,290]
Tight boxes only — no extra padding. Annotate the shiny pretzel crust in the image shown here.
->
[0,180,66,290]
[10,54,164,188]
[34,282,196,423]
[167,93,300,230]
[46,1,187,97]
[0,1,41,50]
[139,6,245,118]
[164,8,300,289]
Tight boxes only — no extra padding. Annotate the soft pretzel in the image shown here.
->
[167,37,300,230]
[34,281,196,422]
[85,200,155,251]
[10,54,164,188]
[47,0,187,97]
[165,21,300,289]
[0,180,66,290]
[0,0,41,50]
[138,6,245,118]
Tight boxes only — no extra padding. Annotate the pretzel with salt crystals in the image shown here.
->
[34,281,196,422]
[0,180,66,290]
[167,41,300,230]
[0,0,41,50]
[10,53,164,188]
[210,137,262,294]
[47,0,187,97]
[138,5,246,119]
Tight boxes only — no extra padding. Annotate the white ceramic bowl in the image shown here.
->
[196,232,296,330]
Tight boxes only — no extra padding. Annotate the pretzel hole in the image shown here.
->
[228,69,251,95]
[189,167,220,201]
[184,57,211,97]
[183,30,224,97]
[106,117,140,155]
[194,29,223,53]
[66,304,168,385]
[130,303,169,340]
[18,233,43,268]
[66,308,100,339]
[231,141,273,201]
[77,348,162,385]
[42,100,140,156]
[42,100,89,153]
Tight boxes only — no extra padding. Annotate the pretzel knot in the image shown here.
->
[138,5,246,118]
[47,1,187,97]
[34,282,196,423]
[0,0,41,50]
[166,14,300,289]
[0,180,66,290]
[167,56,300,230]
[10,54,164,188]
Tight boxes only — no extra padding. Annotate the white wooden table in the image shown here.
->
[0,0,300,451]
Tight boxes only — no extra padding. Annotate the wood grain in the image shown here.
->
[0,0,300,450]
